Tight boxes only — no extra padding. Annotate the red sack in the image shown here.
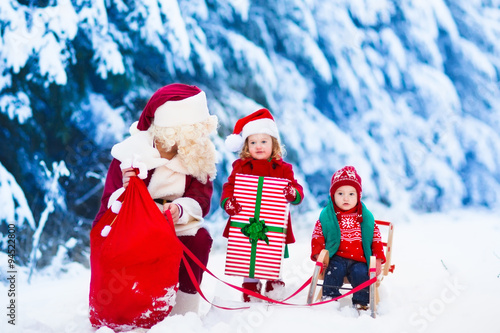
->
[89,176,183,330]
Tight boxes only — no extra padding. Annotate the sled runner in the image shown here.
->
[306,220,395,318]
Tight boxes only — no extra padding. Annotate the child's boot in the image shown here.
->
[242,281,262,302]
[264,280,285,300]
[353,302,370,311]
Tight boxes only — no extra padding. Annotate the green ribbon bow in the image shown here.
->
[241,217,269,245]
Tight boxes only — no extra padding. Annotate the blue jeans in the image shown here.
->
[323,255,369,305]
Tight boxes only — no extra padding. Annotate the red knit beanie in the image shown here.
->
[330,166,363,216]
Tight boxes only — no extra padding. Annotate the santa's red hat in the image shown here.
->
[130,83,210,133]
[330,165,363,207]
[225,108,280,152]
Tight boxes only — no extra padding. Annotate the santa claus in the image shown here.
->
[92,83,218,318]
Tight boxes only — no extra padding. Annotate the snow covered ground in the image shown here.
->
[2,205,500,333]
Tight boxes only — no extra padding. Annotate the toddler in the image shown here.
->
[311,166,385,310]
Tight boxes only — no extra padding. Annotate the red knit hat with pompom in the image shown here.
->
[330,166,363,217]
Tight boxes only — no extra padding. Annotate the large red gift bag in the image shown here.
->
[89,176,182,330]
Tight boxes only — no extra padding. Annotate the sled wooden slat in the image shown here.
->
[306,249,329,305]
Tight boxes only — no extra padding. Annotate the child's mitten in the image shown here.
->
[283,184,297,202]
[224,197,242,216]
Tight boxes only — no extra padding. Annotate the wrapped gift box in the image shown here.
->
[224,173,290,280]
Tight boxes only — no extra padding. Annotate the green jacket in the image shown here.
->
[319,198,375,267]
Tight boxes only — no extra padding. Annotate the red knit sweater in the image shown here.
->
[311,207,386,263]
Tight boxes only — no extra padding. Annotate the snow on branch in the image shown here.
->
[0,162,35,229]
[28,160,70,283]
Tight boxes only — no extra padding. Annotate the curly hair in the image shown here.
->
[148,115,218,183]
[239,136,285,160]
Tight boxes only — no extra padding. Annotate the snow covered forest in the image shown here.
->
[1,0,500,276]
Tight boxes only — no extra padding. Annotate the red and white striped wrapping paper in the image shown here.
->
[224,173,290,280]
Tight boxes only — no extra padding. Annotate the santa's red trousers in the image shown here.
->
[178,227,213,294]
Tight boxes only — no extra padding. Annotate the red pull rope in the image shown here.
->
[165,212,376,309]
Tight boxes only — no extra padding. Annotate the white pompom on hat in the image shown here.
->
[225,108,280,152]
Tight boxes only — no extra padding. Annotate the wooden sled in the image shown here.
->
[306,220,395,318]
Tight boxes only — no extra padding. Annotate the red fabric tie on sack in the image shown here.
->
[89,176,183,330]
